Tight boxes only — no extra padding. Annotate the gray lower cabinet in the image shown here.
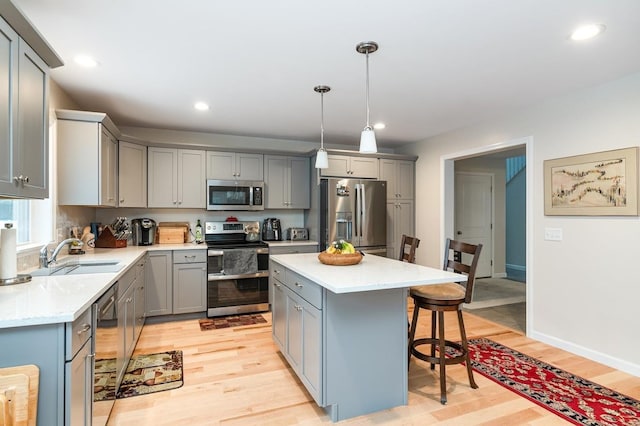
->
[270,261,322,404]
[270,259,407,422]
[116,261,145,389]
[146,251,173,316]
[146,250,206,317]
[133,258,146,342]
[172,250,207,314]
[65,307,93,426]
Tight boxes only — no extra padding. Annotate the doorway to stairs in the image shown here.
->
[443,137,531,334]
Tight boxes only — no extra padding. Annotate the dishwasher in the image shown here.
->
[93,283,118,426]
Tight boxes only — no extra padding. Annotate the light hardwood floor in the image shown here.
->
[107,307,639,425]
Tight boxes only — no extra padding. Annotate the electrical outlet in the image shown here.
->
[544,227,563,241]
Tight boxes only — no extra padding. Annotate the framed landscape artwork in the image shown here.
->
[544,147,638,216]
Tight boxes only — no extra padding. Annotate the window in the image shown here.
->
[0,197,52,248]
[0,118,55,250]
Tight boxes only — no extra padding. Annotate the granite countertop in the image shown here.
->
[265,240,318,247]
[0,243,205,329]
[270,252,466,294]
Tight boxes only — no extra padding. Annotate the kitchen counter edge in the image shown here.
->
[0,243,205,329]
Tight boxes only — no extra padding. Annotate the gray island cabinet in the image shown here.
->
[269,253,466,422]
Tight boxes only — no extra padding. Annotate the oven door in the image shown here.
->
[207,273,269,317]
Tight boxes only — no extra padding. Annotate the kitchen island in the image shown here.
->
[269,252,466,422]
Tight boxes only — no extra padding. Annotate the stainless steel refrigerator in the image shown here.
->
[320,178,387,255]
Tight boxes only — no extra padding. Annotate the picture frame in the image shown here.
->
[544,146,638,216]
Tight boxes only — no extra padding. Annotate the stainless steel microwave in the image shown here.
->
[206,180,264,211]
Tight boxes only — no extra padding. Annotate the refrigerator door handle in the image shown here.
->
[360,183,366,237]
[354,184,359,237]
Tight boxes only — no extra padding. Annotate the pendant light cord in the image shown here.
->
[320,92,325,149]
[365,51,371,129]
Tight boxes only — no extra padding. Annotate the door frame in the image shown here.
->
[455,171,494,278]
[441,136,533,336]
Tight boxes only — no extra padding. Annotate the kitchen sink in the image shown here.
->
[30,260,125,276]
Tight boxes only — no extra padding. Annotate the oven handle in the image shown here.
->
[208,249,224,256]
[208,270,269,281]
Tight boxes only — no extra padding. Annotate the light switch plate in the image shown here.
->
[544,227,563,241]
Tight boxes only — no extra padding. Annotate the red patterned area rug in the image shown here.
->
[199,314,267,331]
[467,338,640,425]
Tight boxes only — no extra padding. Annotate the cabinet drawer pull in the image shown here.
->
[77,323,91,335]
[294,282,303,288]
[273,269,280,274]
[274,282,282,288]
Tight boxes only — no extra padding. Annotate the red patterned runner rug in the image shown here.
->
[466,338,640,425]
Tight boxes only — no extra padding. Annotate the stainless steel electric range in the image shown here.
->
[205,221,269,317]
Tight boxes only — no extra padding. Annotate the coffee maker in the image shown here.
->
[131,218,156,245]
[262,218,281,241]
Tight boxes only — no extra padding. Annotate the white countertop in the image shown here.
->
[270,253,466,294]
[266,240,318,247]
[0,243,205,329]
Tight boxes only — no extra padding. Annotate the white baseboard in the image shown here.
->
[529,330,640,377]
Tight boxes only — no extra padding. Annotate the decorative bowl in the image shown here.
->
[318,251,363,266]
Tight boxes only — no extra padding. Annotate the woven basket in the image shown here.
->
[318,251,363,266]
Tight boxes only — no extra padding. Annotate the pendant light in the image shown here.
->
[356,41,378,153]
[314,85,330,169]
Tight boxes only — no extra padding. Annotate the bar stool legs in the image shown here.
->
[408,306,477,405]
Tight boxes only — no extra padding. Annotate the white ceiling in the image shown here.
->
[12,0,640,149]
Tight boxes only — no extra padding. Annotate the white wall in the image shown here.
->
[398,72,640,376]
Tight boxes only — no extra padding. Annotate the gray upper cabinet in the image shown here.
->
[320,154,378,179]
[56,110,119,206]
[206,151,264,181]
[379,159,415,200]
[0,17,49,198]
[264,155,310,209]
[148,147,206,208]
[118,141,147,207]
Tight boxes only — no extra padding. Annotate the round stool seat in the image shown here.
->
[410,283,465,302]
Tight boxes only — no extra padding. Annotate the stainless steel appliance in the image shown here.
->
[261,218,281,241]
[205,221,269,317]
[131,218,156,245]
[93,283,117,426]
[320,178,387,255]
[287,227,308,241]
[206,179,264,211]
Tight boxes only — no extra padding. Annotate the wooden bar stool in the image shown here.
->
[407,239,482,404]
[398,234,420,263]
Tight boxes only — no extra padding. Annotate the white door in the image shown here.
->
[455,173,492,277]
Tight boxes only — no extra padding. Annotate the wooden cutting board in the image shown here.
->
[157,222,190,243]
[0,365,39,426]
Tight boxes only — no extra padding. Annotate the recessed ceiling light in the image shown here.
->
[570,24,606,41]
[73,55,98,67]
[194,102,209,111]
[373,122,386,130]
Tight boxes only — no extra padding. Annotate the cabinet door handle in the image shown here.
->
[273,269,280,274]
[77,323,91,335]
[294,282,303,288]
[120,198,125,203]
[295,305,302,311]
[274,282,282,288]
[127,297,133,303]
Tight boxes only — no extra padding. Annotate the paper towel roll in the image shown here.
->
[0,224,17,280]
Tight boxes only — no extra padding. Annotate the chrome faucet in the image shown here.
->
[39,238,83,268]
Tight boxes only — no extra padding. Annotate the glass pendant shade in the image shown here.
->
[315,148,329,168]
[359,127,377,153]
